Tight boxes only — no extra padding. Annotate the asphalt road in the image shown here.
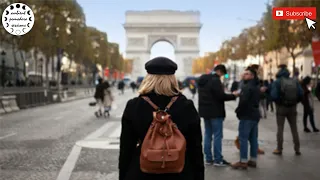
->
[1,88,320,180]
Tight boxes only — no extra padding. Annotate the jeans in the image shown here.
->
[204,118,224,163]
[238,120,258,163]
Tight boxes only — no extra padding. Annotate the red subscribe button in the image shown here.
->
[272,7,316,20]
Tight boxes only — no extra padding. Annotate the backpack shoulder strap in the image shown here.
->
[165,96,178,111]
[142,96,178,111]
[141,96,159,110]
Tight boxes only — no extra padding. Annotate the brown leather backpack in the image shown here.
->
[140,96,186,174]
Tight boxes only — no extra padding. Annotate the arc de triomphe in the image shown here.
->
[123,10,202,79]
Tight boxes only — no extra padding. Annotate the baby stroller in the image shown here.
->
[103,106,111,117]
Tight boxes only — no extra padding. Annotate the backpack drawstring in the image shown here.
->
[161,134,172,168]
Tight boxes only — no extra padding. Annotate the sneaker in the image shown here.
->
[247,160,257,168]
[304,128,311,133]
[258,148,265,155]
[205,161,213,165]
[214,160,230,167]
[295,151,302,156]
[314,128,319,132]
[94,112,100,118]
[231,162,248,169]
[273,149,282,155]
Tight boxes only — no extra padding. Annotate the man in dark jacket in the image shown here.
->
[198,64,236,166]
[231,68,260,169]
[271,64,303,155]
[118,80,125,95]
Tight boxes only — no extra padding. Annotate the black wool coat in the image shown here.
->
[197,73,236,119]
[118,92,204,180]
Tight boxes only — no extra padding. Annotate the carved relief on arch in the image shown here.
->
[127,37,145,46]
[180,37,198,46]
[147,35,177,50]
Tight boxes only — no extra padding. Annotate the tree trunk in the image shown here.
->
[19,51,25,75]
[34,49,38,78]
[51,56,55,81]
[11,38,18,85]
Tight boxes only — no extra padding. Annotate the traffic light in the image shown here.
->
[224,74,229,79]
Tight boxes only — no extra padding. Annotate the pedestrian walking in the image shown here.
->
[93,77,105,118]
[130,81,137,93]
[271,64,303,155]
[198,64,236,166]
[189,79,197,99]
[259,80,267,119]
[118,56,204,180]
[231,67,260,170]
[266,79,274,112]
[118,80,125,95]
[301,76,319,133]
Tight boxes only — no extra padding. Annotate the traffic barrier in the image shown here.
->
[1,96,13,113]
[8,95,20,111]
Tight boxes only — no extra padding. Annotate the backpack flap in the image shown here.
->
[146,149,180,162]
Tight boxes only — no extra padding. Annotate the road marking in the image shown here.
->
[76,138,119,149]
[0,133,16,140]
[115,114,122,118]
[84,121,117,140]
[109,124,122,138]
[56,145,82,180]
[56,121,117,180]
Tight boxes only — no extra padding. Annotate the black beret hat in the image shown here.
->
[145,56,177,75]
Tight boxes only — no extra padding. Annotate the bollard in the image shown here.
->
[8,95,20,111]
[1,96,13,113]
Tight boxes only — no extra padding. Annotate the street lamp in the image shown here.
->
[1,50,6,87]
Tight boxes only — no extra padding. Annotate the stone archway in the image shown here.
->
[123,10,202,79]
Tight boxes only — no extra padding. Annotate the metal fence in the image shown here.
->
[0,85,95,113]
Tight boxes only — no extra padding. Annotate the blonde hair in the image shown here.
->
[138,74,181,96]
